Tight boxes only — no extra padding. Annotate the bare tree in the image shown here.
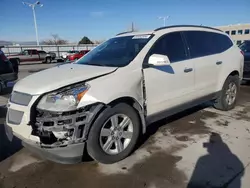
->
[42,34,68,45]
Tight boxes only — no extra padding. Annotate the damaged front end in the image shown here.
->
[31,103,103,148]
[29,82,103,148]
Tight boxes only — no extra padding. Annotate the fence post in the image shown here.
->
[7,46,10,56]
[57,45,60,58]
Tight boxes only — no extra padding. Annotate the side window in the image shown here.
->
[231,30,236,35]
[149,32,187,63]
[184,31,233,59]
[245,29,250,34]
[236,41,242,46]
[184,31,216,58]
[214,33,233,52]
[23,50,29,55]
[32,50,38,54]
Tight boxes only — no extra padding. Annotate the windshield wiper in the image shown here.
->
[84,62,105,66]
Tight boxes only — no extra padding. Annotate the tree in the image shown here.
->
[42,34,68,45]
[78,36,93,44]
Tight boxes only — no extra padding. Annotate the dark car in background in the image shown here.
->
[239,41,250,81]
[0,47,18,93]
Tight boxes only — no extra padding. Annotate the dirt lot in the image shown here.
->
[0,63,250,188]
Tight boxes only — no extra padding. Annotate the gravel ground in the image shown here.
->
[0,63,250,188]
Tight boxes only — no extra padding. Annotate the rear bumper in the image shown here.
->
[0,72,18,81]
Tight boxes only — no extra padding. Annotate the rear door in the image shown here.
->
[31,50,40,61]
[183,31,223,97]
[143,31,195,116]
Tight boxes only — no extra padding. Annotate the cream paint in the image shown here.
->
[6,26,242,145]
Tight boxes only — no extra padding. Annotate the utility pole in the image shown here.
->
[23,1,43,46]
[130,22,135,32]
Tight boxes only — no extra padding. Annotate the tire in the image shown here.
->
[87,103,140,164]
[9,59,19,73]
[214,75,239,111]
[15,58,20,65]
[0,83,2,94]
[46,57,52,63]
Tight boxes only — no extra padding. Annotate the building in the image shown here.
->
[215,23,250,45]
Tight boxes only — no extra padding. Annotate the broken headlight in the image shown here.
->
[37,84,90,111]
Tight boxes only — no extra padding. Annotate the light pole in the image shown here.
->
[158,16,169,27]
[23,1,43,46]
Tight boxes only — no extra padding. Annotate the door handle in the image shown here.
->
[216,61,223,65]
[184,68,193,73]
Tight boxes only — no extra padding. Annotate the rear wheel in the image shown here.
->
[214,75,239,111]
[87,103,140,164]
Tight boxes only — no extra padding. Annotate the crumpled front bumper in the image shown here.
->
[6,102,104,164]
[4,123,85,164]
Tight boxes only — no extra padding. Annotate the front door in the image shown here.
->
[143,31,195,116]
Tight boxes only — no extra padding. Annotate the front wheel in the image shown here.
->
[87,103,140,164]
[214,75,239,111]
[46,57,52,63]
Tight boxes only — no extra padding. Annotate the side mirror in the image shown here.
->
[148,54,170,66]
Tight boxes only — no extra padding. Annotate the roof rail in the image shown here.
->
[116,31,134,36]
[154,25,222,32]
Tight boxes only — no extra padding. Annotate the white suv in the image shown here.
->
[5,25,244,164]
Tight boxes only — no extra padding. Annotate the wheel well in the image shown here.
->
[108,97,146,134]
[229,70,239,77]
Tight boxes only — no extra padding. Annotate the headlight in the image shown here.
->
[37,84,90,111]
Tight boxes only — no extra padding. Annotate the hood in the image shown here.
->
[14,63,117,95]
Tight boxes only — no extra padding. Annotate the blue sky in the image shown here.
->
[1,0,250,42]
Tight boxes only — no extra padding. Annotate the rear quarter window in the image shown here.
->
[184,31,233,58]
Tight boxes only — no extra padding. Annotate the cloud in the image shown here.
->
[90,11,104,17]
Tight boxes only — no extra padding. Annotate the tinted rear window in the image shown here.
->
[184,31,233,58]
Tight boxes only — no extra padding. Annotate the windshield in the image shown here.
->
[76,35,152,67]
[67,50,79,53]
[239,41,250,53]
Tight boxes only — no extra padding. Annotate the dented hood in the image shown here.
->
[14,64,117,95]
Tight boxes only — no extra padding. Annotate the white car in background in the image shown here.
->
[5,25,243,165]
[61,50,79,60]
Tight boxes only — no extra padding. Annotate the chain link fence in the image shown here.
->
[2,44,98,58]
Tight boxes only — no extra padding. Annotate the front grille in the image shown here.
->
[8,109,24,125]
[10,91,32,106]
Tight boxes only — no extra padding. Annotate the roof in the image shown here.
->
[154,25,222,32]
[116,25,223,36]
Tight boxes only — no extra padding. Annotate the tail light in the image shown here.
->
[240,50,244,56]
